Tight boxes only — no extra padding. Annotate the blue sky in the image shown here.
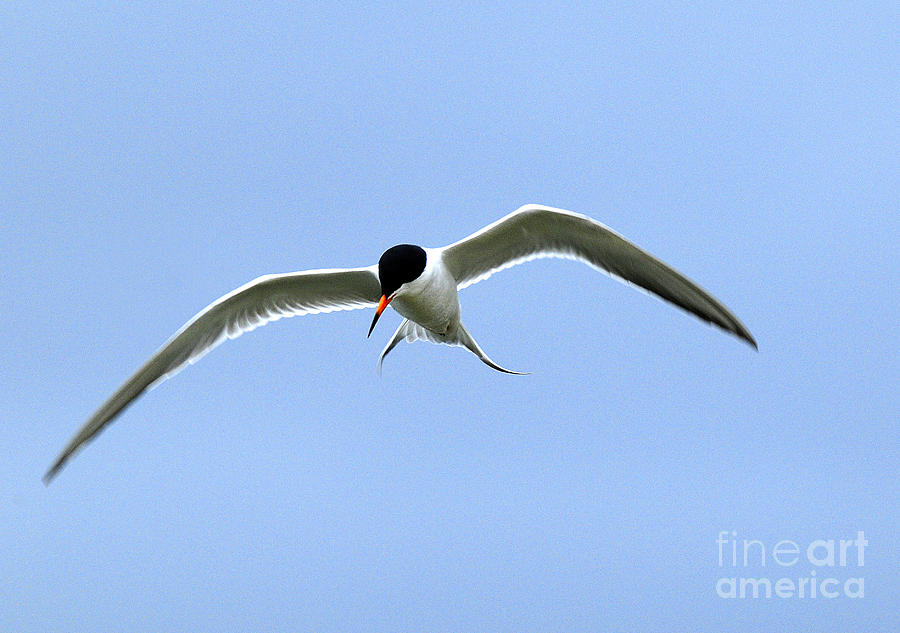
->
[2,2,896,631]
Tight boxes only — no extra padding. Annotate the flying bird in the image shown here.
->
[44,204,756,482]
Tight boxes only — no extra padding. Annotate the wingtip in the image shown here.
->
[42,454,68,486]
[739,329,758,351]
[42,467,58,486]
[723,318,757,351]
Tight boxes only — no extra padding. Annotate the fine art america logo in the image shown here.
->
[716,531,867,599]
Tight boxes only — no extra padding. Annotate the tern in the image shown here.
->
[44,204,756,482]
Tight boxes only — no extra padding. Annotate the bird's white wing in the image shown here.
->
[44,266,380,483]
[440,204,756,347]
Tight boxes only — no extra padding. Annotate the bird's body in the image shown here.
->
[389,249,459,337]
[45,204,757,482]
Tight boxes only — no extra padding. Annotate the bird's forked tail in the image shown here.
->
[378,319,527,375]
[455,322,528,375]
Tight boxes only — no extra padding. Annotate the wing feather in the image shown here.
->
[44,266,380,483]
[440,204,756,348]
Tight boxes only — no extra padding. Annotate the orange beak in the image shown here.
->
[367,294,392,338]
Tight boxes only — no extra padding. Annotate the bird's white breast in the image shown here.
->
[390,249,460,336]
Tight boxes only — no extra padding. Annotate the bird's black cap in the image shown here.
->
[377,244,427,297]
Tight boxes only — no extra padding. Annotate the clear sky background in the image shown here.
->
[2,3,896,631]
